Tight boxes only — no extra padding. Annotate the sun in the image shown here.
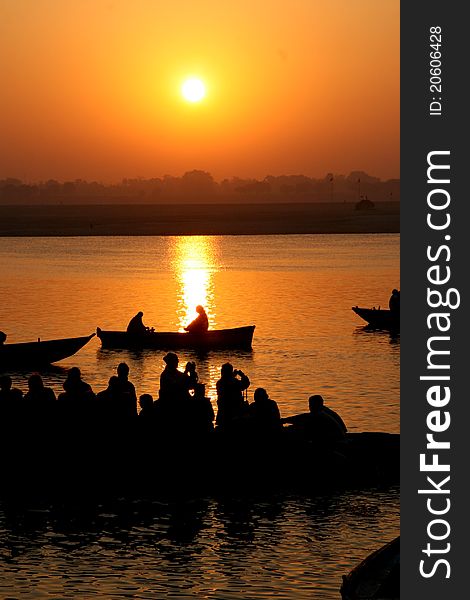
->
[181,78,206,103]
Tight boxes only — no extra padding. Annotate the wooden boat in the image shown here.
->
[352,307,399,330]
[341,536,400,599]
[96,325,255,350]
[0,333,95,367]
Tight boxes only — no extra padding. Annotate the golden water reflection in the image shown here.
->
[173,236,218,331]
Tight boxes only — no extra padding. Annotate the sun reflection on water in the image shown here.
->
[174,236,218,331]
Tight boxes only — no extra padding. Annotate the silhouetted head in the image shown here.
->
[108,376,120,391]
[221,363,233,377]
[0,331,6,344]
[254,388,269,403]
[392,289,398,295]
[137,311,144,317]
[67,367,81,381]
[163,352,179,367]
[0,375,12,391]
[28,373,44,392]
[196,305,205,314]
[139,393,153,410]
[117,362,129,378]
[309,394,324,413]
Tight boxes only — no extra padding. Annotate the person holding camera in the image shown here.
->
[215,362,250,429]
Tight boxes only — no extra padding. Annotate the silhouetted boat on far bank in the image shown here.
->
[0,333,95,367]
[352,307,399,331]
[96,325,255,351]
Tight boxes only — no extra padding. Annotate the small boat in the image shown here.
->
[96,325,255,351]
[341,536,400,599]
[352,307,399,330]
[0,333,95,367]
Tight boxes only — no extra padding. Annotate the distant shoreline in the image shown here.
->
[0,201,399,237]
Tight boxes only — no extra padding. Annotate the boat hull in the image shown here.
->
[0,333,95,367]
[352,307,399,330]
[96,326,255,350]
[341,537,400,600]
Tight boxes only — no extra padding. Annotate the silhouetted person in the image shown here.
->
[58,367,95,425]
[97,375,136,421]
[23,374,56,414]
[0,375,23,404]
[139,393,154,419]
[308,394,347,434]
[389,289,400,313]
[0,331,6,345]
[60,367,94,399]
[96,376,120,403]
[249,388,282,433]
[216,363,250,428]
[127,311,150,334]
[115,362,137,416]
[185,305,209,333]
[190,383,215,435]
[283,395,345,446]
[159,352,194,404]
[0,375,23,421]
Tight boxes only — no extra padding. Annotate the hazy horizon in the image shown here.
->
[1,0,399,183]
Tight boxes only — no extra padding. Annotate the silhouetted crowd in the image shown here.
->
[0,354,347,447]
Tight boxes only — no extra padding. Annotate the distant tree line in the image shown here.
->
[0,170,399,205]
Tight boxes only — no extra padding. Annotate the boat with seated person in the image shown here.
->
[96,325,255,351]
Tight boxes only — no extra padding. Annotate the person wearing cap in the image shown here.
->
[184,305,209,334]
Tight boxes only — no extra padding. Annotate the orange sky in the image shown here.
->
[0,0,399,182]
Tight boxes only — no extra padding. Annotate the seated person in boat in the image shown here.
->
[215,363,250,428]
[389,289,400,313]
[248,387,282,433]
[184,305,209,334]
[282,395,346,445]
[0,331,6,345]
[127,311,152,334]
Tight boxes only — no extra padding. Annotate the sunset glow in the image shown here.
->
[0,1,399,182]
[174,237,216,331]
[182,78,206,102]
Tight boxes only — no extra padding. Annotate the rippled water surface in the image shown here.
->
[0,234,399,598]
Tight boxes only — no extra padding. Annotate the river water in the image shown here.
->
[0,233,399,598]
